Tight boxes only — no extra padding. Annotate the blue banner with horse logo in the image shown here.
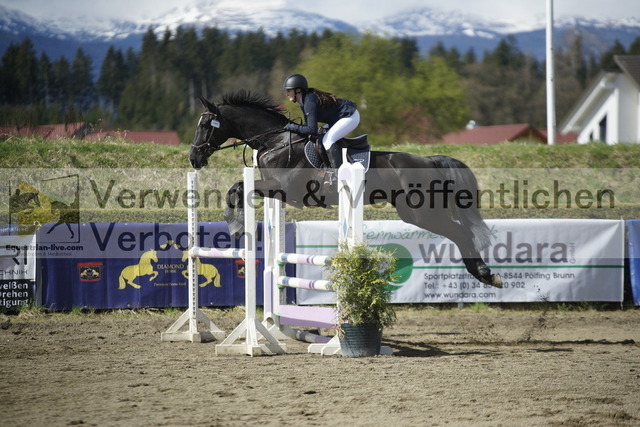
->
[628,220,640,306]
[38,222,294,310]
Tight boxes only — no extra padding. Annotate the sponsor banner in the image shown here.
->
[296,219,625,304]
[628,220,640,306]
[0,233,37,310]
[39,222,294,310]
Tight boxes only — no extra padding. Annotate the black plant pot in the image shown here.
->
[339,323,383,357]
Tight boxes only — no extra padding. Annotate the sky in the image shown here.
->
[2,0,638,25]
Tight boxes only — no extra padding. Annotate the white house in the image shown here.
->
[560,55,640,144]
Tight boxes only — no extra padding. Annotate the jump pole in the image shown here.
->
[161,171,225,343]
[214,167,286,356]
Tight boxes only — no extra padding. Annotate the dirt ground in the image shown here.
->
[1,306,639,426]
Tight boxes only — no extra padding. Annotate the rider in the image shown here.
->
[282,73,360,173]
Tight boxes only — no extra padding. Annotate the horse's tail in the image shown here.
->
[432,155,491,252]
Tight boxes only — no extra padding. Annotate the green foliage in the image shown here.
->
[407,56,469,137]
[1,137,639,224]
[468,302,490,312]
[327,242,397,332]
[0,39,38,105]
[296,34,467,144]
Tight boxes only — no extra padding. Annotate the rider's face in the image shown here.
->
[286,89,298,102]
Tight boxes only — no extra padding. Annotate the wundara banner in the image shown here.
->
[628,220,640,306]
[295,219,625,304]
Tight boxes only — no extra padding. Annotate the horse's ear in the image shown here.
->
[199,97,218,113]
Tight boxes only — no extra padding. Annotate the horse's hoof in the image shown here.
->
[491,274,503,288]
[227,220,244,237]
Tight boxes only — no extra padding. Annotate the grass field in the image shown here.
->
[1,136,639,222]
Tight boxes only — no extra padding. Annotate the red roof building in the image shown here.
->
[440,124,547,145]
[439,123,577,145]
[0,123,87,140]
[85,130,181,145]
[1,124,181,145]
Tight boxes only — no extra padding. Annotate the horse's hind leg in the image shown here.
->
[440,223,502,288]
[443,227,502,288]
[397,207,502,288]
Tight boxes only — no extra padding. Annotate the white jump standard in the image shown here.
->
[262,154,392,356]
[162,169,285,356]
[160,171,226,343]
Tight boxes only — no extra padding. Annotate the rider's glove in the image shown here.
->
[284,123,298,132]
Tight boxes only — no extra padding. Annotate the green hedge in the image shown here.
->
[3,204,635,225]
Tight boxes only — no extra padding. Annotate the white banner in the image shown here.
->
[295,219,625,304]
[0,233,37,309]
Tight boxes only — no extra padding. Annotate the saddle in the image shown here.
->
[304,135,371,172]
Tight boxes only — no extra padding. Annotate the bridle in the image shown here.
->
[191,111,223,153]
[191,109,306,166]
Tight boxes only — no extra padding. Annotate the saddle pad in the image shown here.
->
[304,141,370,172]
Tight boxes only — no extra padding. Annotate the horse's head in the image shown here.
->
[189,97,233,169]
[190,91,291,169]
[144,250,158,262]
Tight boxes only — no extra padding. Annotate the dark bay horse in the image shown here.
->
[190,91,502,288]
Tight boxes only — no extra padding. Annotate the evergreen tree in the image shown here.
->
[51,56,72,116]
[36,53,53,107]
[0,39,38,105]
[465,36,545,127]
[70,48,95,112]
[169,26,201,112]
[600,40,626,71]
[98,47,127,113]
[627,37,640,55]
[200,27,227,97]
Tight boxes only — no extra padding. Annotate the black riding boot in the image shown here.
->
[326,144,343,170]
[324,144,343,185]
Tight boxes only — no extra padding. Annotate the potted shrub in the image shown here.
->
[327,242,397,357]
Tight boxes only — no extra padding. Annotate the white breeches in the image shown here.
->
[322,109,360,150]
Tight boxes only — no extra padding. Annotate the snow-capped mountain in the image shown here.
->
[1,2,638,69]
[366,7,640,58]
[147,2,358,36]
[366,7,510,39]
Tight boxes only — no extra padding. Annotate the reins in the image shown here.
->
[192,108,306,167]
[200,128,305,167]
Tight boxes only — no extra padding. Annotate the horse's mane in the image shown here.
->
[219,90,287,119]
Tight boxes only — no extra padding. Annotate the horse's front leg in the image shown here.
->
[224,181,244,237]
[225,178,290,237]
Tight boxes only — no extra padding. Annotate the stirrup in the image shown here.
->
[323,170,337,186]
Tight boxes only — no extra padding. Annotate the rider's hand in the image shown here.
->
[284,123,297,132]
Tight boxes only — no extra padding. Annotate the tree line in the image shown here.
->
[1,27,639,145]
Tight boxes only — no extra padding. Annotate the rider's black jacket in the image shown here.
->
[284,91,357,135]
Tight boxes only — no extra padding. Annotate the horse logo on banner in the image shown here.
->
[118,249,159,289]
[181,250,222,287]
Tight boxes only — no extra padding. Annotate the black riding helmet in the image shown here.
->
[282,73,308,90]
